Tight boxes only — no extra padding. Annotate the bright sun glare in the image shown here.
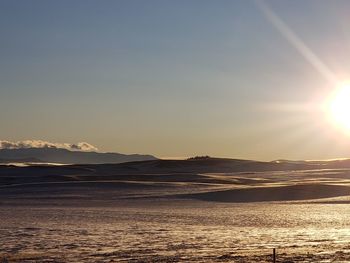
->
[328,83,350,132]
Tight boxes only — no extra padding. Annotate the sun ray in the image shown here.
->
[255,0,339,86]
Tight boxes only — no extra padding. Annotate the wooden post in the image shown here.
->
[273,248,276,263]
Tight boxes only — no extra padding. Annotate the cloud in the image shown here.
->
[0,140,98,152]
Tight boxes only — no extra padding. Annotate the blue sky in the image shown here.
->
[2,0,350,160]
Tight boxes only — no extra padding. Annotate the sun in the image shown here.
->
[328,83,350,132]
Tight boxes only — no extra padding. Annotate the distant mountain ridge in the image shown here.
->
[0,148,157,164]
[88,157,350,174]
[2,149,350,171]
[0,157,43,163]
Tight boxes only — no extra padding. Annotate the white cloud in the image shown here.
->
[0,140,98,152]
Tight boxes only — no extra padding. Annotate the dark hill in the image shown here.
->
[0,148,157,164]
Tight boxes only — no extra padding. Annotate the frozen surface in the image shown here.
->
[2,200,350,262]
[2,166,350,262]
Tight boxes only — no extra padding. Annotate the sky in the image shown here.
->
[2,0,350,160]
